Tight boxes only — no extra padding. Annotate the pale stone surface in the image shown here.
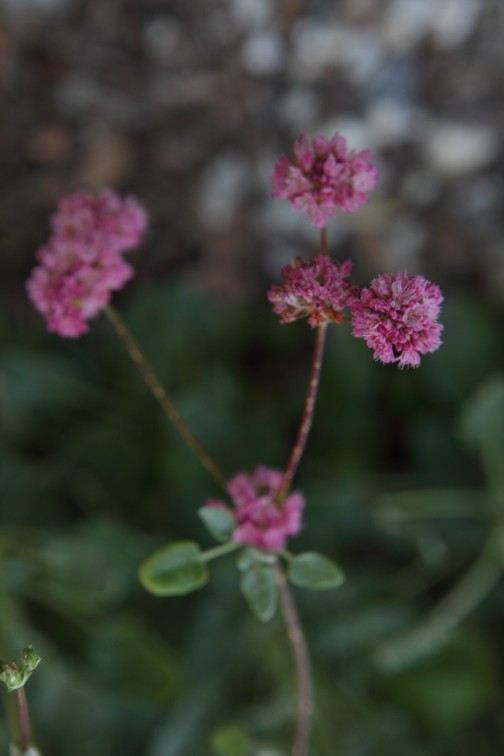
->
[423,122,499,176]
[228,0,273,31]
[241,31,284,75]
[197,154,250,229]
[367,100,421,147]
[142,16,186,63]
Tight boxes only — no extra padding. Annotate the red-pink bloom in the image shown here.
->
[27,189,147,338]
[206,466,305,551]
[272,134,378,227]
[351,272,444,368]
[268,255,359,327]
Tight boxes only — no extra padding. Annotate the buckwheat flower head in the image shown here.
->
[268,255,359,327]
[351,272,444,368]
[272,133,378,228]
[51,188,147,255]
[27,189,148,338]
[206,466,305,551]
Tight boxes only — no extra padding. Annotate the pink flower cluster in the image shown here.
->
[206,466,305,551]
[268,255,359,328]
[351,273,444,368]
[272,133,378,228]
[27,189,147,338]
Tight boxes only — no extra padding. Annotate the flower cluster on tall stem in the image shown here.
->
[25,131,446,756]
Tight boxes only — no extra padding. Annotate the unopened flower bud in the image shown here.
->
[21,646,42,673]
[0,662,25,692]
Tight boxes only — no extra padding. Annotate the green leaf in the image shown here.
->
[240,565,278,622]
[459,375,504,491]
[139,541,208,597]
[287,552,344,590]
[236,548,254,572]
[198,506,236,543]
[210,723,251,756]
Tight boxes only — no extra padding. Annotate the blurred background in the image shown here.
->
[1,0,504,754]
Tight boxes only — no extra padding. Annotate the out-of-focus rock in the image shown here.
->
[402,171,441,207]
[241,31,285,75]
[367,99,421,147]
[382,0,438,53]
[55,76,102,116]
[197,153,250,230]
[276,88,321,130]
[0,0,71,16]
[382,215,427,270]
[142,16,187,64]
[26,125,73,164]
[290,18,346,79]
[423,122,499,176]
[77,130,134,188]
[431,0,481,50]
[228,0,273,31]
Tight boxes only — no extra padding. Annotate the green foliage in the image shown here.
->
[139,541,208,596]
[0,645,42,692]
[240,564,278,622]
[1,284,504,755]
[199,506,236,543]
[459,375,504,492]
[210,724,252,756]
[287,552,344,590]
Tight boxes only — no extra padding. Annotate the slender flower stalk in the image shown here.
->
[275,562,314,756]
[104,305,228,491]
[16,688,31,752]
[278,228,334,494]
[4,687,40,756]
[281,323,327,496]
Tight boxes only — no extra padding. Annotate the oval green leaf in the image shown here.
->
[240,565,278,622]
[139,541,208,597]
[198,506,236,543]
[287,552,344,590]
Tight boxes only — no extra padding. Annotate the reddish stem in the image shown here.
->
[280,227,329,496]
[16,688,31,751]
[275,562,314,756]
[281,323,327,496]
[104,305,228,491]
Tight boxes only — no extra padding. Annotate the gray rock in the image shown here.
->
[424,122,499,176]
[241,31,284,75]
[197,154,250,230]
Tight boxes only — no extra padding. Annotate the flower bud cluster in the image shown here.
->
[27,189,147,337]
[0,646,42,692]
[206,466,305,551]
[270,132,444,368]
